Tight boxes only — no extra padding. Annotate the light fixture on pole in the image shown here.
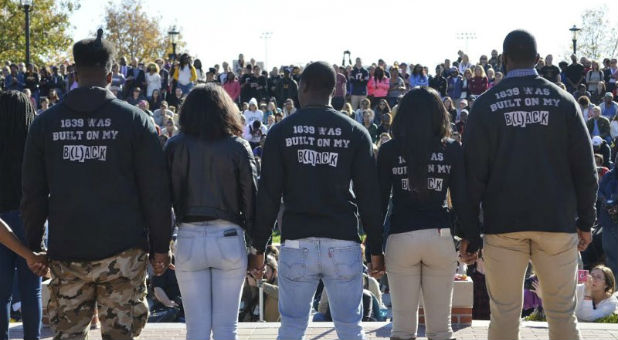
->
[569,25,581,55]
[168,26,180,60]
[456,32,477,55]
[20,0,33,66]
[260,32,272,70]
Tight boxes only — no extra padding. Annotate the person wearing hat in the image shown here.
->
[600,92,618,120]
[586,105,611,142]
[591,136,612,168]
[243,98,264,128]
[21,29,172,339]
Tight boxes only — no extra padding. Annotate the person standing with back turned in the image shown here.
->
[252,61,385,340]
[21,29,172,340]
[462,30,598,340]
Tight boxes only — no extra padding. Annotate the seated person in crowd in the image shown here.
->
[239,255,279,322]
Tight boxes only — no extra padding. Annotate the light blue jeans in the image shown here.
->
[277,238,365,340]
[174,220,247,340]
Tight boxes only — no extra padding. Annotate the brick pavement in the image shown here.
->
[8,320,618,339]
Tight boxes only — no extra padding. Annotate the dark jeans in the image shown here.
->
[602,216,618,288]
[0,211,42,340]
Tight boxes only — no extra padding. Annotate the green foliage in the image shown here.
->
[595,313,618,323]
[0,0,79,65]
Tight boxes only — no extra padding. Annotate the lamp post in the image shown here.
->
[168,26,179,60]
[260,32,272,70]
[569,25,581,55]
[20,0,33,66]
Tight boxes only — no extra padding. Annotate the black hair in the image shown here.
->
[72,28,114,73]
[179,84,243,140]
[391,87,450,199]
[0,91,35,190]
[299,61,336,96]
[375,67,385,82]
[503,30,537,65]
[193,59,202,70]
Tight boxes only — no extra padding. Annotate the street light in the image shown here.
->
[456,32,477,55]
[569,25,581,55]
[20,0,33,67]
[260,32,272,70]
[168,26,179,60]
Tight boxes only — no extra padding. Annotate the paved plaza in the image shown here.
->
[9,320,618,339]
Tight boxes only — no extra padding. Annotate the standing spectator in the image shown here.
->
[223,72,241,103]
[378,87,478,340]
[586,60,604,93]
[429,65,447,97]
[275,69,298,107]
[165,84,258,340]
[0,91,42,340]
[409,64,428,87]
[462,30,597,340]
[252,62,384,340]
[488,50,500,69]
[21,30,172,340]
[145,62,162,98]
[479,55,492,72]
[605,58,618,93]
[458,54,472,74]
[24,64,39,101]
[540,54,561,83]
[446,68,463,100]
[125,57,146,97]
[469,65,489,96]
[600,92,618,120]
[193,59,205,83]
[173,54,197,95]
[156,58,170,98]
[38,67,51,99]
[4,64,24,91]
[332,65,347,111]
[49,66,66,97]
[387,66,407,107]
[460,68,472,100]
[565,54,585,92]
[368,67,389,108]
[350,57,369,109]
[110,63,126,98]
[268,67,281,100]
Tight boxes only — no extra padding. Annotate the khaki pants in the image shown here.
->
[350,95,366,110]
[484,232,580,340]
[48,248,149,340]
[385,229,457,340]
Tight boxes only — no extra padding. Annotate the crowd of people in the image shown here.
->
[0,27,617,340]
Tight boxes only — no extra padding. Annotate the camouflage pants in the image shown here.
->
[48,248,149,340]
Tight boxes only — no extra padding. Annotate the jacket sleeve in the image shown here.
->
[253,127,284,252]
[163,138,186,224]
[352,127,383,255]
[567,101,598,231]
[237,140,258,239]
[133,113,172,253]
[463,100,489,236]
[448,142,481,251]
[190,66,198,83]
[376,143,392,224]
[20,117,48,252]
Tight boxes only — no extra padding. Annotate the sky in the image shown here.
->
[68,0,618,70]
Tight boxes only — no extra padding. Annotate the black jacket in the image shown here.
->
[378,139,478,246]
[464,72,598,235]
[253,107,383,254]
[429,75,447,97]
[21,87,172,261]
[164,134,258,231]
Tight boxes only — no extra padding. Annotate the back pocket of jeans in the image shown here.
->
[280,247,307,281]
[174,234,194,269]
[217,233,244,268]
[330,245,362,281]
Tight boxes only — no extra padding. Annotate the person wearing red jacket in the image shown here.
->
[469,65,489,95]
[223,72,241,104]
[368,67,390,109]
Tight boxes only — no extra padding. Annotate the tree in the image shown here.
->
[0,0,78,65]
[576,6,618,60]
[103,0,186,62]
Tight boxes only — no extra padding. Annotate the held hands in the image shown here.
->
[27,252,49,277]
[577,229,592,251]
[369,254,385,279]
[151,251,172,276]
[458,239,479,265]
[531,280,543,300]
[248,253,265,280]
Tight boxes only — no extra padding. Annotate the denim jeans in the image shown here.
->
[602,219,618,288]
[174,221,247,340]
[277,238,365,340]
[0,210,42,340]
[177,83,194,96]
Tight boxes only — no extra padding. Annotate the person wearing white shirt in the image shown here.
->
[575,266,617,322]
[243,98,263,127]
[145,63,162,98]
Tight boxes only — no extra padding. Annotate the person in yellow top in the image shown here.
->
[173,53,198,95]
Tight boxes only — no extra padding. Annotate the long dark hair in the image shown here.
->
[391,87,450,197]
[179,84,243,140]
[0,91,35,200]
[375,66,385,82]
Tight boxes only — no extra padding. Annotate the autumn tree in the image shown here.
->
[0,0,78,65]
[103,0,185,62]
[575,6,617,59]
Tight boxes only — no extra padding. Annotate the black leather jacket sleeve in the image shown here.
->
[237,139,258,238]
